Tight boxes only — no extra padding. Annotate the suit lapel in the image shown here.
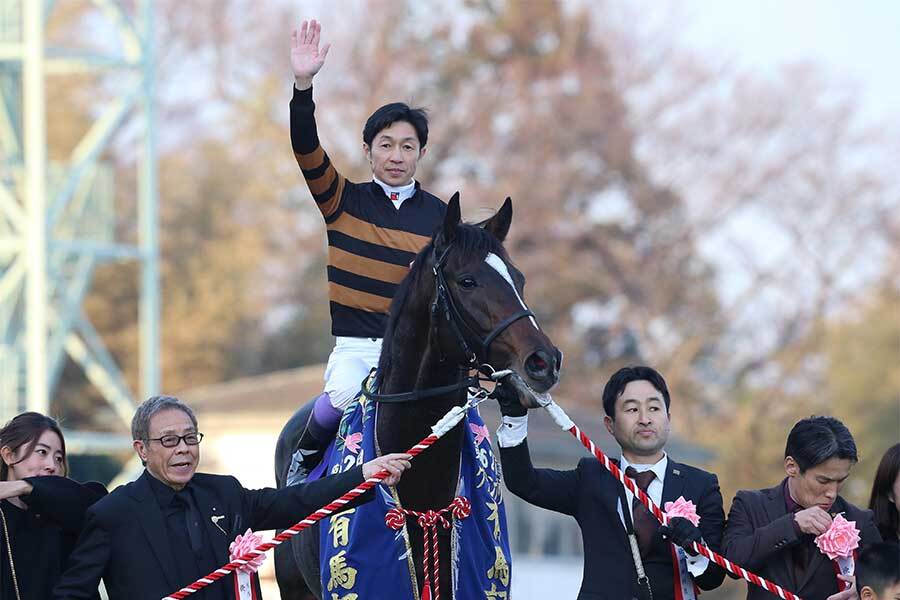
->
[762,484,801,592]
[192,482,233,568]
[128,473,178,590]
[797,496,847,592]
[661,459,685,506]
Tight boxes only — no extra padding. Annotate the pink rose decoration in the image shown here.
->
[229,528,267,573]
[815,514,861,560]
[664,496,701,527]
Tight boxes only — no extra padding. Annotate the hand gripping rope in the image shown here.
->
[540,400,804,600]
[162,402,473,600]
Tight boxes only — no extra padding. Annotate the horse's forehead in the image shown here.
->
[484,252,516,287]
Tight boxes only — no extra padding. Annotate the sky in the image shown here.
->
[679,0,900,123]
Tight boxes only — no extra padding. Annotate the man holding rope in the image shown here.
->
[53,396,410,600]
[723,416,881,600]
[496,366,726,600]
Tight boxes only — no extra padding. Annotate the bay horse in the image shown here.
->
[273,193,561,599]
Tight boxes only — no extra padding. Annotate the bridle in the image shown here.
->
[364,243,535,404]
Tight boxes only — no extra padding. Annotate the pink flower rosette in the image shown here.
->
[815,514,860,560]
[229,528,267,573]
[664,496,701,526]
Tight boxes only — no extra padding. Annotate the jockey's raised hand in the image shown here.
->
[291,19,330,90]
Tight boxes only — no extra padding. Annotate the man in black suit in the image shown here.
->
[723,416,882,600]
[498,366,726,600]
[53,395,410,600]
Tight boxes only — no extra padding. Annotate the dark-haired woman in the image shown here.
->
[0,412,107,600]
[868,443,900,543]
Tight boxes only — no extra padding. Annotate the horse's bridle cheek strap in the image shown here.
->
[432,245,535,369]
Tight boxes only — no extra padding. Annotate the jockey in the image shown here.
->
[286,19,447,485]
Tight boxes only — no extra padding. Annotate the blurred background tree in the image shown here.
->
[43,1,898,595]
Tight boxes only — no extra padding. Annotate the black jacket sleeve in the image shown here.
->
[243,465,366,531]
[24,476,107,534]
[52,508,111,599]
[722,490,800,571]
[692,472,727,590]
[498,439,581,517]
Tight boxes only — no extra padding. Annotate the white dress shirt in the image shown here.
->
[618,454,709,576]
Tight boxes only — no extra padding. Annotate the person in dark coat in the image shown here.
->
[723,416,882,600]
[0,412,107,600]
[53,395,411,600]
[868,443,900,543]
[497,366,726,600]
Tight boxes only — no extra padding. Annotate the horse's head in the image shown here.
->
[425,192,561,408]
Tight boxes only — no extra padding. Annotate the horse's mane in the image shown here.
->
[375,221,508,388]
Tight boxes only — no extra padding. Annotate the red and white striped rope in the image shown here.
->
[541,401,803,600]
[385,497,472,600]
[162,405,470,600]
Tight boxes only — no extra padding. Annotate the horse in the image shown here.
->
[273,192,561,599]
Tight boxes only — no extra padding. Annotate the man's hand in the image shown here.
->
[291,19,330,90]
[794,506,833,536]
[659,516,703,555]
[362,453,412,486]
[825,575,856,600]
[493,381,527,417]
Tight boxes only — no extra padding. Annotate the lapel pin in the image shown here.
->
[672,469,681,476]
[211,515,227,535]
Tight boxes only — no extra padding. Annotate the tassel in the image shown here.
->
[421,581,432,600]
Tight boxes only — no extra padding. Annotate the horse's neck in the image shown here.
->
[378,343,466,447]
[377,332,467,512]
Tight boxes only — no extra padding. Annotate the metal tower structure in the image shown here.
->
[0,0,159,445]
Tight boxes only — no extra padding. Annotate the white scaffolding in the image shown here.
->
[0,0,159,458]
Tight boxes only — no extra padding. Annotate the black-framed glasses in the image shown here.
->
[147,432,204,448]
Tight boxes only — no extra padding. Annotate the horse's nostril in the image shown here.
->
[525,351,551,378]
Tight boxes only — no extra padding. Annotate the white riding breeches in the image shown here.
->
[324,336,383,411]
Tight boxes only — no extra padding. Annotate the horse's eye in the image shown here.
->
[458,277,477,289]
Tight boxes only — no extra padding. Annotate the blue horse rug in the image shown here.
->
[317,384,512,599]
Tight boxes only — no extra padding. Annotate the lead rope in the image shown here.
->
[0,505,22,600]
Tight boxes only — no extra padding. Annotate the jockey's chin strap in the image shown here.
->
[366,243,532,404]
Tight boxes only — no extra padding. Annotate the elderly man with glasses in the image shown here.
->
[53,395,410,600]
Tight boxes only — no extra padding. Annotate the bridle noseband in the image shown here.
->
[364,242,535,404]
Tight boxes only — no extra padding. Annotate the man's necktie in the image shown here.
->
[625,466,659,557]
[174,490,203,553]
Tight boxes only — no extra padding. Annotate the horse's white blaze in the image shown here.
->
[484,253,539,329]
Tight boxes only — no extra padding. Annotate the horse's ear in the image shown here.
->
[442,192,461,243]
[482,197,513,243]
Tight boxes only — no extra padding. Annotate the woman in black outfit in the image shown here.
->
[869,443,900,543]
[0,412,107,600]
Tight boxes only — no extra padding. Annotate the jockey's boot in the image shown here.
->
[285,395,338,486]
[285,425,326,486]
